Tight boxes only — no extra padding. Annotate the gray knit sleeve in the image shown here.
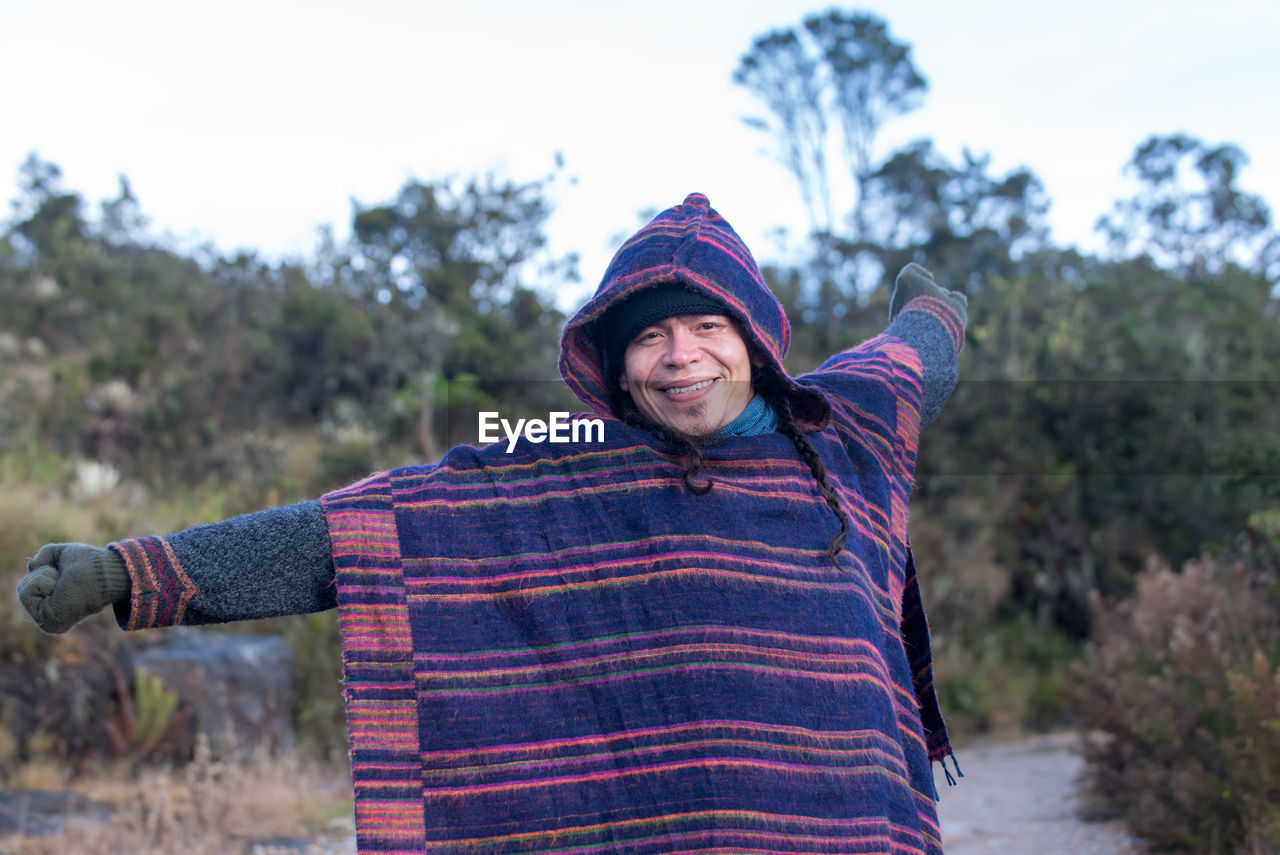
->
[886,300,962,427]
[111,499,336,630]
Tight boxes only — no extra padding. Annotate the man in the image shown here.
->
[20,193,967,854]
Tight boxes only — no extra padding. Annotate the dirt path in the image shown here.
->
[934,732,1139,854]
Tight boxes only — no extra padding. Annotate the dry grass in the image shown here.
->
[1,736,354,854]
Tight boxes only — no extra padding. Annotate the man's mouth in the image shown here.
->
[662,378,715,395]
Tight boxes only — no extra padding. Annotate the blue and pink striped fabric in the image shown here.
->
[323,193,955,853]
[323,332,947,854]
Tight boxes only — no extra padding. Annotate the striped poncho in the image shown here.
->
[323,193,957,853]
[324,339,949,854]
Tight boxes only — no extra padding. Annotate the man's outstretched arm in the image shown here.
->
[18,499,336,634]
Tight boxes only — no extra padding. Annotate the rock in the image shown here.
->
[23,336,48,359]
[134,628,296,757]
[70,459,121,500]
[0,625,132,764]
[248,836,314,853]
[0,789,112,836]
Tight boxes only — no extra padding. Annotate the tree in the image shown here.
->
[734,29,832,232]
[735,10,927,238]
[1,156,579,489]
[99,177,150,249]
[860,139,1050,285]
[9,153,88,258]
[1097,133,1279,280]
[323,171,579,452]
[765,140,1050,366]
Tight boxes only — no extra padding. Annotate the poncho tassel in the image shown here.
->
[942,751,965,787]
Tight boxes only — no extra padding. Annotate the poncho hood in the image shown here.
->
[559,192,829,427]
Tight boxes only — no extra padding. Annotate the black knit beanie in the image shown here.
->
[598,283,732,380]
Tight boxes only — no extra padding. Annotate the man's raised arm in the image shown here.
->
[885,263,968,427]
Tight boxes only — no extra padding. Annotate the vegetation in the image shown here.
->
[0,156,580,772]
[1075,546,1280,853]
[0,735,352,854]
[2,8,1278,850]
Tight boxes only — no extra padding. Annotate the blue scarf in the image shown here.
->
[713,393,778,437]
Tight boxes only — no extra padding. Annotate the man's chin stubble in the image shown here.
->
[667,402,729,448]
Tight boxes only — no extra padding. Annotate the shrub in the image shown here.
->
[1074,551,1280,853]
[935,614,1080,735]
[912,487,1083,737]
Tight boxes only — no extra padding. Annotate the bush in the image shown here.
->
[1074,551,1280,853]
[912,486,1083,737]
[935,614,1080,735]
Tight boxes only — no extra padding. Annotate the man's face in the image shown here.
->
[618,314,758,437]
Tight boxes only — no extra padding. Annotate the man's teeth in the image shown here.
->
[666,379,713,394]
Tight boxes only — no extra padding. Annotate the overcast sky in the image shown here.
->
[4,0,1277,308]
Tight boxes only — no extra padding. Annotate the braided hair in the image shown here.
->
[609,386,714,496]
[757,369,851,565]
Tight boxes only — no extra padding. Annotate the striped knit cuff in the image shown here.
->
[900,295,966,353]
[109,535,200,631]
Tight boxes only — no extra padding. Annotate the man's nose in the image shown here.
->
[662,326,701,366]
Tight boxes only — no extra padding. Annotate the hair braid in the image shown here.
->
[766,383,851,566]
[609,388,714,495]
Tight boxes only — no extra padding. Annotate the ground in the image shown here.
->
[935,732,1140,854]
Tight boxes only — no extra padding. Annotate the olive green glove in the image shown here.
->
[17,543,131,634]
[889,263,968,327]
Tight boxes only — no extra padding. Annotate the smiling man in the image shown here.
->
[21,192,968,855]
[620,311,755,435]
[601,284,760,437]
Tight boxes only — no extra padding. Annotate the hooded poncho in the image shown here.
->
[321,194,961,854]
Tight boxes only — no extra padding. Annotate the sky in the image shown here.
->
[3,0,1278,309]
